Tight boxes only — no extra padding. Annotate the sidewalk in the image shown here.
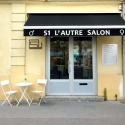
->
[0,100,125,125]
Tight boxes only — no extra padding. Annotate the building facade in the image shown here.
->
[0,0,125,100]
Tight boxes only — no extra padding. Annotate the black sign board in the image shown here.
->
[24,29,125,36]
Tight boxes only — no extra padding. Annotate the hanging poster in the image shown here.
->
[102,44,118,65]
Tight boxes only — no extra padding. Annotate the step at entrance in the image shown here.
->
[46,96,104,102]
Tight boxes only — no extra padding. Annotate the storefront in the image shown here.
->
[45,36,96,95]
[0,1,125,100]
[23,12,125,96]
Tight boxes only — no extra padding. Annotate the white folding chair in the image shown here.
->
[0,80,18,107]
[30,79,47,106]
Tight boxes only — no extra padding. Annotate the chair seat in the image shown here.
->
[5,91,18,94]
[31,90,44,93]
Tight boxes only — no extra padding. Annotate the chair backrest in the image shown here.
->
[36,79,47,90]
[0,80,11,94]
[1,80,10,86]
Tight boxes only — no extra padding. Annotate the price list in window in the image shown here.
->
[102,44,118,65]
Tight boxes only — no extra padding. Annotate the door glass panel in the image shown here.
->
[74,37,93,79]
[50,37,69,79]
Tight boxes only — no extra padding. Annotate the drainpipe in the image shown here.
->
[122,1,125,100]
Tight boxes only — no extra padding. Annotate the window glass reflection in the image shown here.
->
[50,37,69,79]
[74,37,93,79]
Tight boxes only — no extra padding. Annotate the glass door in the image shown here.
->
[46,36,97,95]
[47,37,71,95]
[72,37,96,95]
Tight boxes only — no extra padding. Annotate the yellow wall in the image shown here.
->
[26,36,46,75]
[11,4,25,66]
[0,2,123,100]
[0,4,12,99]
[0,4,11,75]
[97,36,122,100]
[26,2,119,13]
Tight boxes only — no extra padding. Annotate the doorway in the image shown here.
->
[46,36,97,95]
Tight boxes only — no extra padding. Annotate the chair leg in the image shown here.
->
[40,93,47,103]
[13,95,19,104]
[38,93,47,105]
[38,93,43,106]
[42,97,47,103]
[1,94,12,107]
[31,93,47,106]
[30,93,35,105]
[1,99,7,105]
[38,96,43,106]
[7,95,12,107]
